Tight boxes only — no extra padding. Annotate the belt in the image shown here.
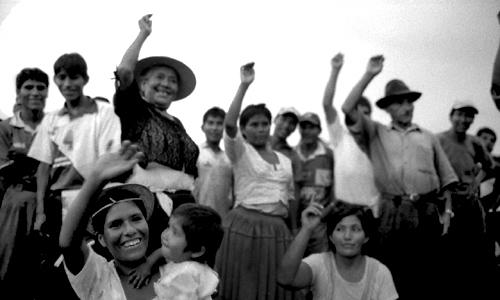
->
[382,190,438,207]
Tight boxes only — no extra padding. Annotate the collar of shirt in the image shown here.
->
[10,111,37,133]
[57,97,98,116]
[296,140,328,161]
[389,122,421,133]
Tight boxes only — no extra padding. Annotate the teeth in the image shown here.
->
[123,239,140,247]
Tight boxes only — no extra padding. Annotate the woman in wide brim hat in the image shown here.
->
[375,79,422,109]
[113,14,199,255]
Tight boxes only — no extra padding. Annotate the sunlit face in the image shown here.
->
[98,201,149,264]
[202,115,224,144]
[386,98,414,126]
[329,215,368,258]
[478,132,496,153]
[17,79,48,111]
[450,109,475,134]
[140,66,178,110]
[274,114,298,139]
[241,114,271,147]
[54,70,87,101]
[299,121,321,144]
[160,216,192,263]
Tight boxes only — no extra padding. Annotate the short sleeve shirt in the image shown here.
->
[224,130,293,216]
[28,100,121,190]
[348,113,458,195]
[303,253,398,300]
[65,246,127,300]
[327,118,379,207]
[194,143,233,218]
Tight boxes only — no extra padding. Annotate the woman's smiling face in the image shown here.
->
[140,66,179,110]
[99,201,149,263]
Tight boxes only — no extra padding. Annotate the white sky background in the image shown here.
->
[0,0,499,153]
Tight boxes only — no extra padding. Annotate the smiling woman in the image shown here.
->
[59,141,161,300]
[113,16,199,250]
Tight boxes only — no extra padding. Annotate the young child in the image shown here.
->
[153,203,224,300]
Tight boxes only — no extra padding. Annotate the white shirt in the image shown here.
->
[65,246,126,300]
[328,119,379,213]
[28,100,121,179]
[224,131,293,216]
[194,142,233,218]
[303,253,398,300]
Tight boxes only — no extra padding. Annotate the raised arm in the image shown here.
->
[278,203,323,288]
[492,11,500,110]
[60,141,143,275]
[322,53,344,124]
[224,62,255,138]
[341,55,384,122]
[116,14,152,90]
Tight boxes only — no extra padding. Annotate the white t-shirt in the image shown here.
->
[193,142,233,218]
[303,252,398,300]
[327,119,379,213]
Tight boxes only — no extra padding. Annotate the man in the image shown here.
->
[270,107,301,231]
[270,107,300,159]
[322,52,380,215]
[193,107,233,219]
[342,55,458,300]
[437,101,496,298]
[28,53,121,300]
[477,127,500,211]
[0,68,48,299]
[295,112,334,254]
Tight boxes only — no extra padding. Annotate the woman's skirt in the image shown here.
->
[215,206,300,300]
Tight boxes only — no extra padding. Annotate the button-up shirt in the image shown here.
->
[348,113,458,195]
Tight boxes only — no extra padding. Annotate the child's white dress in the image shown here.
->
[154,261,219,300]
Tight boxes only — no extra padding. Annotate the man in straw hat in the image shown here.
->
[341,55,458,300]
[437,100,496,298]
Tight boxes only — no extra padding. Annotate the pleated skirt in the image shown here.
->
[215,206,302,300]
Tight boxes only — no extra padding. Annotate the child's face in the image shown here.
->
[329,215,368,258]
[160,216,192,263]
[99,201,149,263]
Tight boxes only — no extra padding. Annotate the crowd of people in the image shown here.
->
[0,12,500,300]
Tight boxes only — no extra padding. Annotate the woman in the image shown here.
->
[0,68,48,299]
[60,141,160,300]
[278,201,398,300]
[114,14,199,251]
[215,62,298,300]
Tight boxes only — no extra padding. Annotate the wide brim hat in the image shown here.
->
[87,183,155,235]
[376,79,422,109]
[134,56,196,101]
